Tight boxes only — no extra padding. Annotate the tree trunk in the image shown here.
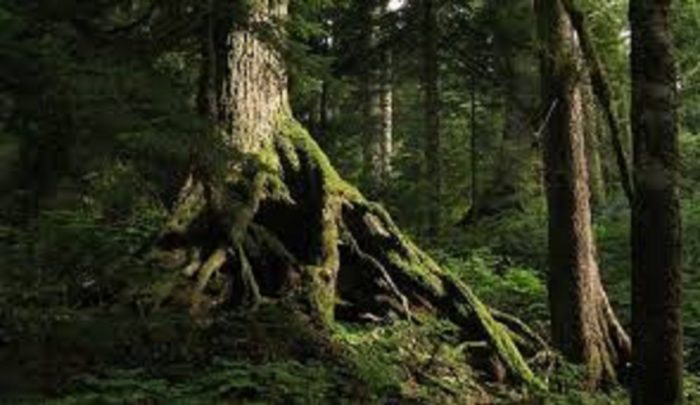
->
[466,0,538,223]
[488,50,537,215]
[582,78,607,210]
[470,73,479,216]
[319,79,329,142]
[535,0,630,387]
[362,0,393,198]
[562,0,634,207]
[630,0,683,403]
[148,0,542,389]
[421,0,442,240]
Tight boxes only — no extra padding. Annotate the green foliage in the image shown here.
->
[50,360,339,404]
[335,318,489,403]
[675,0,700,133]
[681,131,700,193]
[0,163,166,308]
[448,201,549,269]
[436,249,547,327]
[540,362,627,404]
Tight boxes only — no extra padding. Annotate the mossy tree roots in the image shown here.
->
[149,117,544,389]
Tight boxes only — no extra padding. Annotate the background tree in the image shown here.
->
[535,0,630,386]
[361,0,394,198]
[421,0,442,239]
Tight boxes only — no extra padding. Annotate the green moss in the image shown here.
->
[447,273,545,391]
[276,117,361,199]
[386,250,445,297]
[271,116,355,326]
[270,115,543,391]
[333,319,488,403]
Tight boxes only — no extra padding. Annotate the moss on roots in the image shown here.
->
[150,115,544,390]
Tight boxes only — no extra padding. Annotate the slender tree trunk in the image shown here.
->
[468,0,537,221]
[582,78,607,210]
[362,0,393,198]
[500,57,533,185]
[535,0,630,387]
[491,51,537,212]
[630,0,683,403]
[470,73,478,215]
[563,0,634,206]
[421,0,441,239]
[380,51,393,185]
[319,79,329,141]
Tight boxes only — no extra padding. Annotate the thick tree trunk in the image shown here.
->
[421,0,442,239]
[149,0,543,390]
[362,0,393,198]
[630,0,683,403]
[222,1,290,153]
[535,0,630,387]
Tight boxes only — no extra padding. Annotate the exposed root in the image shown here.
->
[337,222,411,320]
[491,308,548,356]
[147,116,544,389]
[194,248,227,294]
[234,244,262,309]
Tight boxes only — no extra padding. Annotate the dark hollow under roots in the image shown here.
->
[148,119,546,389]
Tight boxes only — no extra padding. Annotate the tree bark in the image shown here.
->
[421,0,442,240]
[562,0,634,206]
[535,0,630,387]
[630,0,683,403]
[221,0,290,154]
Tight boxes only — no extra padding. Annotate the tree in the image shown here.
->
[421,0,442,239]
[150,0,541,387]
[361,0,393,198]
[482,0,539,216]
[630,0,683,402]
[562,0,634,207]
[582,77,607,210]
[534,0,630,386]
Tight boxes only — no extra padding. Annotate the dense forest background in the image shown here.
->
[0,0,698,403]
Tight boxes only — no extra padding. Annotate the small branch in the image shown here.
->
[533,100,559,144]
